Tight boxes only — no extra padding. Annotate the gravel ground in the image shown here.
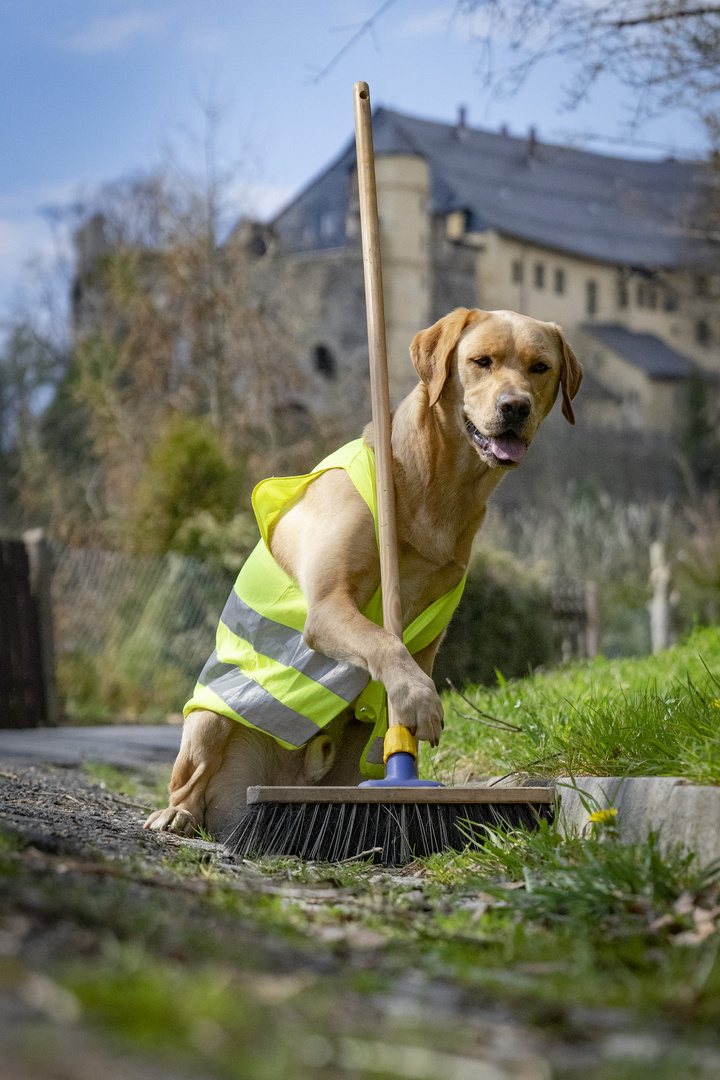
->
[1,758,719,1080]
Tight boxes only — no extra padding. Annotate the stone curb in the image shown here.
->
[506,776,720,868]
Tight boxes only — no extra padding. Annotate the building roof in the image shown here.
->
[582,323,695,379]
[272,107,716,269]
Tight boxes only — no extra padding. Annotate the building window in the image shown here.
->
[635,280,657,309]
[534,263,545,289]
[586,280,598,316]
[617,275,629,308]
[664,288,679,312]
[554,268,565,295]
[695,319,712,346]
[511,260,524,284]
[312,343,337,379]
[320,212,341,240]
[694,274,711,298]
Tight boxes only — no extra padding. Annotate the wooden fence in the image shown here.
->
[550,579,599,663]
[0,530,601,727]
[0,533,57,728]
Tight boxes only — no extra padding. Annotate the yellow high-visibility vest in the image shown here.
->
[185,438,467,778]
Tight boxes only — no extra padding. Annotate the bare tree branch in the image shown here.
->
[307,0,400,85]
[461,0,720,134]
[612,6,720,28]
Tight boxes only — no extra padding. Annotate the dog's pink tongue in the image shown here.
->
[488,433,527,462]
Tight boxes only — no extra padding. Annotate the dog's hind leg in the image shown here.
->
[202,724,289,841]
[203,712,364,842]
[144,709,234,835]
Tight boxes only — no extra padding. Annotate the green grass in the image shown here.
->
[425,624,720,785]
[82,761,172,809]
[6,627,720,1076]
[4,808,720,1077]
[82,762,138,796]
[42,825,720,1071]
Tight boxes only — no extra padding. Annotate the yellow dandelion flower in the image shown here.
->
[712,700,720,709]
[588,808,618,825]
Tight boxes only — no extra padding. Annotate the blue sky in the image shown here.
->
[0,0,709,327]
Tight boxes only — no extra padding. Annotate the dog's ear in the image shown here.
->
[553,326,583,425]
[410,308,481,406]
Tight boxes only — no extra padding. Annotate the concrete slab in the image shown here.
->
[0,725,181,770]
[556,776,720,869]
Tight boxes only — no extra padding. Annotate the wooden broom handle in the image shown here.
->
[353,81,404,730]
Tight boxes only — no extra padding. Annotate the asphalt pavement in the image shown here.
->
[0,725,182,769]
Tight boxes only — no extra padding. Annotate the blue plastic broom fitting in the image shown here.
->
[359,750,444,788]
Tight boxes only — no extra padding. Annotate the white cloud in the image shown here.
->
[0,181,80,217]
[0,217,52,268]
[226,180,296,222]
[64,11,172,54]
[0,217,54,321]
[0,183,79,324]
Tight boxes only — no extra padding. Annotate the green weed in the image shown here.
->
[0,824,25,854]
[427,624,720,784]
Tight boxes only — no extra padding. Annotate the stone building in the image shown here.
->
[235,106,720,497]
[72,106,720,498]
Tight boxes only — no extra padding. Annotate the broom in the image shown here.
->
[228,82,555,865]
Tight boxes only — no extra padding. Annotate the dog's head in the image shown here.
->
[410,307,582,469]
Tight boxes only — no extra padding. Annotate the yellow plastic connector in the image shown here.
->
[383,725,418,762]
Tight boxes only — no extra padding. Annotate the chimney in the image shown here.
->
[527,125,537,159]
[500,122,508,136]
[457,105,467,129]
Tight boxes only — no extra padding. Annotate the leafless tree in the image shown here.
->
[460,1,720,135]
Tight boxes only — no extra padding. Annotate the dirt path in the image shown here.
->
[1,757,719,1080]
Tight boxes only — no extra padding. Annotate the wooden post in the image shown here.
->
[0,539,46,727]
[23,529,59,725]
[649,540,671,655]
[585,580,599,659]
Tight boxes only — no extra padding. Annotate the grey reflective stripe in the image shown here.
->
[198,651,321,747]
[220,589,369,704]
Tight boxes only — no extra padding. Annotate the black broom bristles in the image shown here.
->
[227,800,554,866]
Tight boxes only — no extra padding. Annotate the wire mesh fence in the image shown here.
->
[50,543,232,723]
[44,539,601,725]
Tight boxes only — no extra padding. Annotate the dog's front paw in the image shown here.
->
[389,670,444,747]
[144,805,201,836]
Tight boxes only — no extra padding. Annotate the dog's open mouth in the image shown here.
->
[464,416,528,464]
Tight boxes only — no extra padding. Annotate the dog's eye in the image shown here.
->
[472,356,492,368]
[530,361,550,374]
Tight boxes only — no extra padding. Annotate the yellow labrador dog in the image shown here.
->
[145,308,581,839]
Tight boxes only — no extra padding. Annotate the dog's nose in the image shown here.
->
[497,394,532,423]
